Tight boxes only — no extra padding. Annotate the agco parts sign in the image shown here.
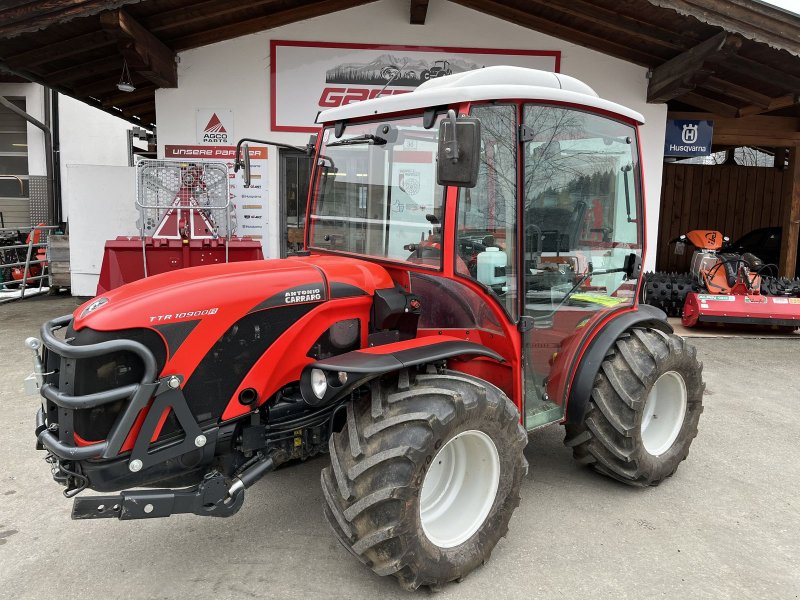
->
[196,109,234,144]
[271,40,560,132]
[664,119,714,158]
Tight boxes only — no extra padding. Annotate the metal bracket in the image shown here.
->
[518,316,535,333]
[129,387,214,472]
[519,124,536,143]
[71,472,244,520]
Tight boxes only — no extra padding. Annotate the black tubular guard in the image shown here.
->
[299,336,503,406]
[564,304,673,425]
[37,314,159,460]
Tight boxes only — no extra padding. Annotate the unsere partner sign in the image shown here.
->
[664,119,714,158]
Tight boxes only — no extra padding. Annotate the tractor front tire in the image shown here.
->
[565,328,704,487]
[321,370,527,590]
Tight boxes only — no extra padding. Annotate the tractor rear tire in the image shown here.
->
[321,370,527,590]
[564,328,704,487]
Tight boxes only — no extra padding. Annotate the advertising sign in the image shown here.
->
[271,40,561,132]
[664,119,714,157]
[164,145,269,250]
[196,109,234,144]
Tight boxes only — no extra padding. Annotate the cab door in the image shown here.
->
[519,104,643,429]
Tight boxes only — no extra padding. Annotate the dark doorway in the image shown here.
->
[279,149,313,257]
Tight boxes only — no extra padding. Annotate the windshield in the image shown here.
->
[308,115,444,267]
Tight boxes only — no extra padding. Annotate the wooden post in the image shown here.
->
[774,147,787,170]
[779,146,800,278]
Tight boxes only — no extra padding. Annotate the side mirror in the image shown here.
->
[623,252,642,280]
[241,143,251,187]
[437,110,480,188]
[306,134,318,155]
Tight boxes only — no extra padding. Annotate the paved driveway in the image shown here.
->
[1,296,798,599]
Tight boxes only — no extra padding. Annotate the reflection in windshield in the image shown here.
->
[308,115,444,267]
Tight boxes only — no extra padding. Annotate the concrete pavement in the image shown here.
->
[1,296,798,599]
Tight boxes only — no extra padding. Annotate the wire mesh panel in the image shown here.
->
[136,159,233,238]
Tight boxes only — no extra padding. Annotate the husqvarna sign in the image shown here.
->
[664,119,714,157]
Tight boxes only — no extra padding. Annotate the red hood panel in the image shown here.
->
[74,255,393,331]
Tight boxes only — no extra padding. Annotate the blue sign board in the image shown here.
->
[664,119,714,157]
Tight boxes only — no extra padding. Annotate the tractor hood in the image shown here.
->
[73,254,394,332]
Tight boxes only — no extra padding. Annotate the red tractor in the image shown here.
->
[25,67,704,590]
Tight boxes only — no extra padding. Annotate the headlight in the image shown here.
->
[310,368,328,399]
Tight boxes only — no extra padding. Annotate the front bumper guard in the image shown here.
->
[34,314,161,462]
[35,314,212,478]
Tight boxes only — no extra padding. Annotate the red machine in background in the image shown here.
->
[643,229,800,329]
[97,160,262,293]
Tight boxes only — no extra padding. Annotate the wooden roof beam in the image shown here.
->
[0,0,140,38]
[101,85,157,109]
[647,0,800,58]
[528,0,688,51]
[680,92,740,117]
[145,0,284,33]
[647,32,743,103]
[738,94,800,118]
[171,0,378,51]
[100,9,177,88]
[45,55,122,86]
[5,30,114,69]
[725,57,800,98]
[410,0,429,25]
[453,0,663,66]
[701,76,774,109]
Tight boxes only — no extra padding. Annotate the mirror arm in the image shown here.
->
[233,138,308,172]
[444,109,459,163]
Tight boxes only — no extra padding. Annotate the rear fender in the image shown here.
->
[564,304,672,425]
[299,336,503,406]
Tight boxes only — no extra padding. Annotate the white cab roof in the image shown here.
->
[317,66,645,125]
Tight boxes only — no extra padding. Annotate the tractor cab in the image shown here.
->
[305,66,645,429]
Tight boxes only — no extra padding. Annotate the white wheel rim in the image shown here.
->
[419,430,500,549]
[641,371,688,456]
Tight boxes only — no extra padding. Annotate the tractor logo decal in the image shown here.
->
[705,231,717,244]
[325,54,483,88]
[203,113,227,134]
[681,124,699,144]
[285,288,323,303]
[149,308,219,323]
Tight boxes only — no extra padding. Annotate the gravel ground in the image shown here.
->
[1,295,798,599]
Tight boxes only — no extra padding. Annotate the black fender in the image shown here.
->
[565,304,673,425]
[299,336,503,406]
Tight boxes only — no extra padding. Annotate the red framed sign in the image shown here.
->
[270,40,561,133]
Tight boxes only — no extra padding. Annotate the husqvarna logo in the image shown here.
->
[681,124,698,144]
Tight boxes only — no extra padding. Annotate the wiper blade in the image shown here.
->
[326,134,387,147]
